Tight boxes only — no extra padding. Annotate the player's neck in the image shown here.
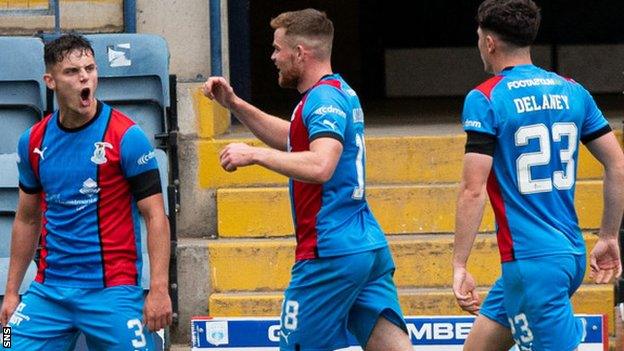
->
[297,61,333,93]
[58,102,98,129]
[492,52,533,74]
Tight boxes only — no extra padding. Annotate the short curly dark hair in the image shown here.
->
[44,33,94,69]
[477,0,541,47]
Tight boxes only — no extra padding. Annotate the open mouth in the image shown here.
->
[80,88,90,101]
[79,88,91,107]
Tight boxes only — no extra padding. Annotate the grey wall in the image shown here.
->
[137,0,212,81]
[558,45,624,94]
[385,45,624,97]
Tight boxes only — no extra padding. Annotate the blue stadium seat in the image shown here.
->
[0,154,19,220]
[0,37,45,154]
[0,153,39,295]
[0,37,46,108]
[84,33,170,146]
[0,154,39,296]
[0,36,45,296]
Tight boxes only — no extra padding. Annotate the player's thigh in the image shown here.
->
[463,314,514,351]
[347,247,409,349]
[75,285,156,351]
[478,277,511,329]
[8,282,79,351]
[279,251,375,351]
[503,255,585,351]
[365,315,412,351]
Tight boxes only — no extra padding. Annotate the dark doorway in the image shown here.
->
[239,0,624,114]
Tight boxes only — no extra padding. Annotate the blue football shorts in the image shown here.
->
[279,246,407,351]
[479,254,586,351]
[8,281,158,350]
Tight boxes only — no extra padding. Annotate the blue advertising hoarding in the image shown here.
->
[191,315,607,350]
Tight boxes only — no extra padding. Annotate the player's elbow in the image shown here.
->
[459,182,486,201]
[309,162,336,184]
[311,169,333,184]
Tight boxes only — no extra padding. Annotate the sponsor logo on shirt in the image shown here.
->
[47,193,98,212]
[464,120,482,128]
[79,178,100,196]
[313,105,346,118]
[33,147,47,161]
[506,78,559,90]
[322,119,338,130]
[279,329,293,345]
[137,150,156,165]
[91,142,113,165]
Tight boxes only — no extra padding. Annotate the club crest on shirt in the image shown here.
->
[91,142,113,165]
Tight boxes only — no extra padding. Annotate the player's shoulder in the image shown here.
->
[309,80,347,100]
[471,75,506,101]
[312,74,358,98]
[32,113,54,129]
[23,113,54,141]
[543,67,578,85]
[102,105,147,147]
[551,72,589,95]
[305,82,351,113]
[541,71,593,103]
[109,106,136,130]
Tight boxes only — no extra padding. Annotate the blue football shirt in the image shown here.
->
[17,101,159,287]
[462,65,609,261]
[288,74,387,260]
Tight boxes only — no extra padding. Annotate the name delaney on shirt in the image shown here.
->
[513,94,570,114]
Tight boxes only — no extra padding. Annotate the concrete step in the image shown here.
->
[208,285,614,333]
[198,133,617,189]
[217,181,604,237]
[208,234,600,292]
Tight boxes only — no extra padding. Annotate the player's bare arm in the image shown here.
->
[138,193,173,332]
[585,132,624,283]
[0,190,41,326]
[452,152,493,315]
[202,77,290,150]
[219,137,342,183]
